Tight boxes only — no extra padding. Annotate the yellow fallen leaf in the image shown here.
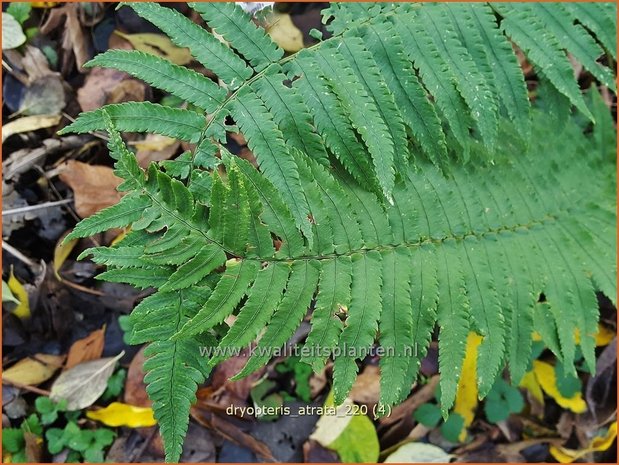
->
[86,402,157,428]
[111,227,130,246]
[2,114,61,142]
[130,134,178,152]
[532,360,586,413]
[453,332,483,441]
[267,12,304,52]
[574,325,615,347]
[7,269,30,319]
[32,2,58,7]
[114,30,192,65]
[3,354,65,386]
[594,325,615,346]
[519,371,544,407]
[53,232,78,280]
[550,422,617,463]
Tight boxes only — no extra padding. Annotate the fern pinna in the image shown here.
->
[60,2,617,461]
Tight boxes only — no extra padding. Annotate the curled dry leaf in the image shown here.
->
[550,422,617,463]
[58,160,122,218]
[53,232,78,280]
[50,352,124,410]
[3,354,66,386]
[7,269,30,319]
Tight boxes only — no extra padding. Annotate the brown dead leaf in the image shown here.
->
[350,365,380,407]
[23,432,43,462]
[238,147,258,168]
[107,79,146,105]
[228,132,247,146]
[77,67,145,112]
[40,3,90,73]
[309,367,328,398]
[210,350,265,404]
[124,346,150,408]
[3,354,66,386]
[123,347,165,457]
[21,45,54,82]
[59,160,122,218]
[65,326,106,369]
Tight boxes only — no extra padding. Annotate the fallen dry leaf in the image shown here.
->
[190,408,275,461]
[2,115,61,143]
[267,12,304,52]
[59,160,122,218]
[7,269,30,319]
[77,67,144,112]
[107,79,147,105]
[21,45,55,82]
[53,232,78,280]
[19,75,66,116]
[532,360,587,414]
[453,332,483,441]
[3,354,66,386]
[134,134,180,167]
[550,422,617,463]
[113,30,192,65]
[86,402,156,428]
[349,365,380,407]
[210,350,265,404]
[2,12,26,50]
[124,346,150,407]
[50,352,124,410]
[65,326,106,369]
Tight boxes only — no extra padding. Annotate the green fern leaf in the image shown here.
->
[190,2,283,72]
[60,102,204,142]
[65,192,150,241]
[124,2,251,88]
[333,251,383,403]
[233,260,321,379]
[85,50,226,112]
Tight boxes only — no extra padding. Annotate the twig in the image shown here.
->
[2,241,39,270]
[2,198,74,216]
[2,380,51,397]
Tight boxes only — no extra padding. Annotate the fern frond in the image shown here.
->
[65,192,150,241]
[62,3,616,460]
[190,2,283,72]
[565,2,616,59]
[60,102,204,142]
[493,3,594,120]
[85,50,226,112]
[124,2,251,88]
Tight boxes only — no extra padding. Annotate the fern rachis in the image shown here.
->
[61,2,616,461]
